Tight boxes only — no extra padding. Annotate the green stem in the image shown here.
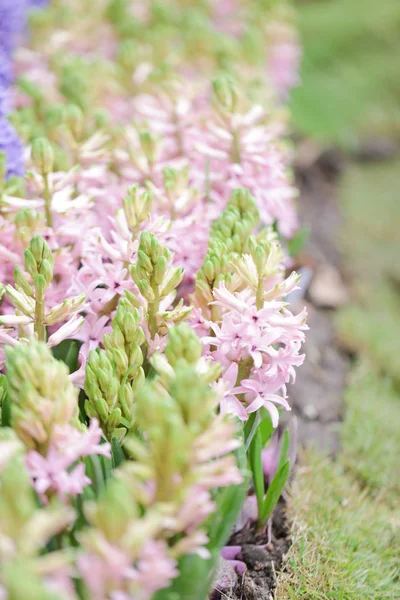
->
[148,286,160,339]
[43,174,53,227]
[256,277,264,310]
[34,295,46,342]
[231,130,241,164]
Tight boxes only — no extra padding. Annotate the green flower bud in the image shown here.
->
[31,137,54,176]
[137,280,155,303]
[213,75,239,113]
[108,407,122,431]
[13,266,34,298]
[39,258,54,286]
[84,398,98,419]
[139,231,152,256]
[23,248,38,278]
[163,167,178,191]
[132,366,145,392]
[203,260,215,282]
[120,311,136,344]
[95,397,109,422]
[29,235,46,264]
[6,342,79,450]
[120,384,134,420]
[5,285,34,316]
[154,255,168,285]
[65,104,84,141]
[112,348,129,374]
[165,324,202,367]
[160,267,184,297]
[137,250,154,274]
[124,290,142,308]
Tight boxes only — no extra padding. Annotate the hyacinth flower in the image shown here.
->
[5,341,111,501]
[77,323,246,600]
[0,234,85,355]
[0,432,77,599]
[84,297,145,442]
[192,74,299,239]
[0,0,308,596]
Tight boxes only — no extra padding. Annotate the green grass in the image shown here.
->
[341,363,400,506]
[276,450,400,599]
[336,159,400,380]
[291,0,400,146]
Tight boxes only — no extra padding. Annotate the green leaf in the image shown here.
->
[51,339,81,373]
[208,442,249,548]
[278,429,290,473]
[259,460,290,525]
[249,429,265,517]
[259,408,274,447]
[1,378,11,427]
[111,436,126,468]
[244,410,261,451]
[101,454,113,481]
[153,553,217,600]
[84,455,105,496]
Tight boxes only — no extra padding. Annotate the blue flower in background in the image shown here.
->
[0,48,12,89]
[28,0,49,6]
[0,0,48,179]
[0,0,28,55]
[0,116,25,178]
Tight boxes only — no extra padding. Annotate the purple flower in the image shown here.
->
[0,0,27,55]
[0,115,25,178]
[0,47,12,91]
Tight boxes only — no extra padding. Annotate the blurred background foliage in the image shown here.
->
[291,0,400,147]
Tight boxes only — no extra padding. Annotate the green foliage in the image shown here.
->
[292,0,400,145]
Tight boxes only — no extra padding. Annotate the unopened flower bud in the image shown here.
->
[108,407,122,431]
[137,280,155,303]
[23,248,38,278]
[5,285,34,316]
[95,396,109,422]
[31,137,54,176]
[160,267,184,297]
[213,75,239,113]
[65,104,84,141]
[112,348,129,374]
[137,250,153,274]
[154,255,168,285]
[13,266,34,298]
[203,260,214,282]
[38,258,54,286]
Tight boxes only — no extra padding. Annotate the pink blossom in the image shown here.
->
[25,420,110,501]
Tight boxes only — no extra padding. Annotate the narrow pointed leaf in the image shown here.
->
[259,460,290,525]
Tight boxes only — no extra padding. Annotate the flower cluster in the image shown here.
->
[0,0,305,598]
